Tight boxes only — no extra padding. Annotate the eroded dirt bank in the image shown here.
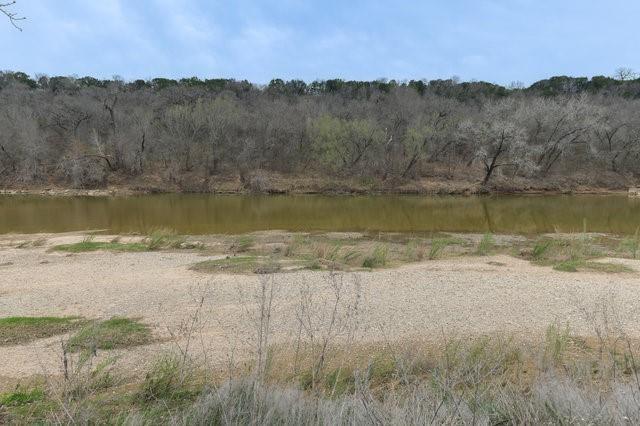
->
[0,172,635,197]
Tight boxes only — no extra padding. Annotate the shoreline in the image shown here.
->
[0,184,632,197]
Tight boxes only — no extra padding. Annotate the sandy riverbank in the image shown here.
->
[0,232,639,381]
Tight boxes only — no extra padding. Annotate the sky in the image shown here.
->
[3,0,639,85]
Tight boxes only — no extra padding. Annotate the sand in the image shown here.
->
[0,233,639,380]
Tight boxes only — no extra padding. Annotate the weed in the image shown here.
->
[476,233,495,256]
[362,244,388,268]
[428,238,450,260]
[145,228,185,250]
[532,239,553,261]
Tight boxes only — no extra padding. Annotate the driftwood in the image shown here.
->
[629,188,640,197]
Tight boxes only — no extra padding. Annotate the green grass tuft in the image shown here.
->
[0,388,44,407]
[0,316,83,346]
[138,355,195,403]
[53,230,195,253]
[145,228,187,250]
[362,244,388,268]
[476,233,495,256]
[52,241,149,253]
[428,238,451,260]
[553,260,579,272]
[532,239,554,261]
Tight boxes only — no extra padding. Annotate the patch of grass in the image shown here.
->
[528,235,614,273]
[52,241,149,253]
[305,261,323,270]
[476,233,495,256]
[0,388,44,407]
[553,259,580,272]
[313,242,341,262]
[67,317,151,352]
[52,231,195,253]
[582,261,633,273]
[552,259,632,273]
[191,256,281,274]
[0,316,83,346]
[139,355,195,403]
[362,244,388,268]
[145,228,186,250]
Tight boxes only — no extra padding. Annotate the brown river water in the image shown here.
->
[0,194,639,235]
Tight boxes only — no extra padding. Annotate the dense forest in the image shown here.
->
[1,71,640,193]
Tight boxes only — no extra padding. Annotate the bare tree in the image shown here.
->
[459,100,531,184]
[614,67,636,81]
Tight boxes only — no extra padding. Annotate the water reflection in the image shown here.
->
[0,194,639,235]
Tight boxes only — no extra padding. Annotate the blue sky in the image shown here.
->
[3,0,639,85]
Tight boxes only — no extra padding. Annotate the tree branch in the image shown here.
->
[1,1,25,31]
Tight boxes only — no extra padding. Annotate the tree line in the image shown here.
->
[1,70,640,190]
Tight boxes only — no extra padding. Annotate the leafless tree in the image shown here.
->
[1,71,640,189]
[614,67,636,81]
[459,99,530,184]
